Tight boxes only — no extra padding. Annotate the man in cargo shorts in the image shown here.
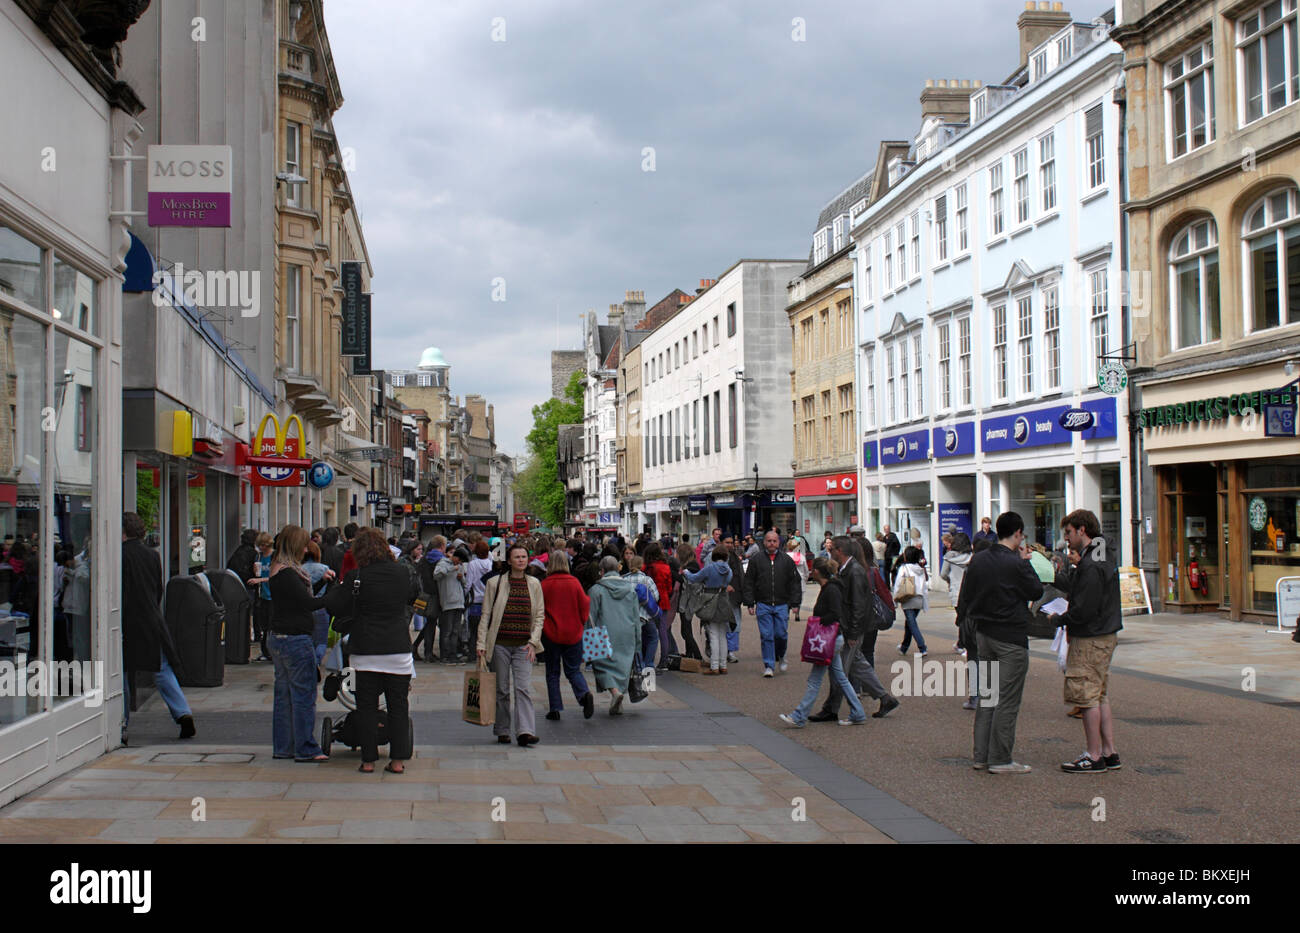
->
[1052,509,1122,774]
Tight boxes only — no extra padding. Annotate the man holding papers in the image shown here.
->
[1052,510,1124,775]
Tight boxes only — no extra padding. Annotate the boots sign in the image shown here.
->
[147,145,232,227]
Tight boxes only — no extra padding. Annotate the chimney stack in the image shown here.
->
[1018,2,1072,69]
[920,78,980,122]
[622,289,646,329]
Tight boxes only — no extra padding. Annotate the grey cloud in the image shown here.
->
[328,0,1018,454]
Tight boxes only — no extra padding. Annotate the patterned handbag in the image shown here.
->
[582,624,614,663]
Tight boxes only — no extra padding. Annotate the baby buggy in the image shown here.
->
[318,633,413,757]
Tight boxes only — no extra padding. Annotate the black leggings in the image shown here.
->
[253,599,271,658]
[354,670,412,763]
[679,612,702,659]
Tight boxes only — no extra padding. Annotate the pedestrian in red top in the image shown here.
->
[539,550,594,720]
[641,542,674,668]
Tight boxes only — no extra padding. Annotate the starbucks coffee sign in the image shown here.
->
[1098,359,1128,396]
[1137,387,1295,430]
[1248,496,1267,532]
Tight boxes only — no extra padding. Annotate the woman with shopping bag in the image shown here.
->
[779,558,867,727]
[477,543,545,747]
[681,547,733,674]
[893,546,930,656]
[584,556,643,716]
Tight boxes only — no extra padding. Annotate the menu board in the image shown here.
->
[1118,566,1152,614]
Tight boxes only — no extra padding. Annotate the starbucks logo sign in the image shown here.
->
[1248,496,1268,532]
[1098,359,1128,396]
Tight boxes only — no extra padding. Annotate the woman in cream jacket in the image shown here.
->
[477,544,546,746]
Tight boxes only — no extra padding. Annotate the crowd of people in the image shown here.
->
[117,507,1126,777]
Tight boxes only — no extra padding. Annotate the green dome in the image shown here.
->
[417,347,448,369]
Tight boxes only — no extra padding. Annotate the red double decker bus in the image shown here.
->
[513,512,535,534]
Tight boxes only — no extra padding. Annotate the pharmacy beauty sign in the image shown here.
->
[147,145,232,227]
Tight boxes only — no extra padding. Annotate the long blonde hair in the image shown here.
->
[270,525,311,582]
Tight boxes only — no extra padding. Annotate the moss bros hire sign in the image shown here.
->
[147,145,232,227]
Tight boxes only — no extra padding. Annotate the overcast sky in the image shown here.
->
[326,0,1030,456]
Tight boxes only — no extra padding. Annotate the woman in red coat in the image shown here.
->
[539,550,594,720]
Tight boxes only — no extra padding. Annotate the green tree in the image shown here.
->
[516,369,584,526]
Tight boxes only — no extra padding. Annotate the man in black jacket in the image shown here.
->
[123,512,194,742]
[742,530,802,678]
[964,512,1043,774]
[811,536,897,720]
[882,525,902,582]
[1053,509,1123,774]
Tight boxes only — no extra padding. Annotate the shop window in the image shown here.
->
[53,255,98,337]
[1169,218,1221,349]
[1243,461,1300,614]
[0,312,45,726]
[1241,186,1300,332]
[0,223,44,310]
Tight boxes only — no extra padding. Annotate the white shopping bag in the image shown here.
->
[1050,627,1068,673]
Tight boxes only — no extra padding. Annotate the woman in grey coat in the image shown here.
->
[586,556,644,715]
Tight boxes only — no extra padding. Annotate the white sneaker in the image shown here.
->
[778,661,789,673]
[609,690,625,716]
[763,668,774,678]
[778,713,804,728]
[727,652,739,663]
[987,761,1032,774]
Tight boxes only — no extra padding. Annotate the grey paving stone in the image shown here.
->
[530,771,597,785]
[609,759,688,772]
[437,785,566,803]
[274,824,342,838]
[698,806,801,825]
[149,753,205,764]
[639,824,749,842]
[283,783,439,801]
[58,769,178,781]
[97,819,256,840]
[866,817,970,843]
[739,822,836,842]
[337,819,502,840]
[669,770,759,786]
[708,785,788,807]
[681,759,747,771]
[2,799,170,819]
[593,771,678,786]
[603,805,705,825]
[203,753,256,764]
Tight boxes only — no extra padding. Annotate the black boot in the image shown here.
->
[177,715,197,739]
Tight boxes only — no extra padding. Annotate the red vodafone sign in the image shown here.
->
[794,472,857,500]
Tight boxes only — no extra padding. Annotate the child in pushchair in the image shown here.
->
[318,631,413,757]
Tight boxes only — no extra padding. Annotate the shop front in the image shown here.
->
[708,492,745,539]
[0,0,140,802]
[756,491,796,537]
[1140,365,1299,620]
[795,471,858,541]
[876,428,933,559]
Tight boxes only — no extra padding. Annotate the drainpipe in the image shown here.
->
[1116,71,1142,570]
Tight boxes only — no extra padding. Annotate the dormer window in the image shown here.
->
[833,215,847,251]
[1031,48,1049,81]
[813,227,830,265]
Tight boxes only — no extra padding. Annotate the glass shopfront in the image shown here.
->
[1159,463,1222,608]
[1009,470,1067,550]
[1243,460,1300,615]
[0,220,105,726]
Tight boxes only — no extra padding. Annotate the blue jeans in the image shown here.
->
[755,603,789,670]
[728,605,741,652]
[541,635,589,712]
[791,635,864,723]
[270,633,324,759]
[900,607,927,653]
[122,650,192,726]
[641,618,659,669]
[311,609,330,665]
